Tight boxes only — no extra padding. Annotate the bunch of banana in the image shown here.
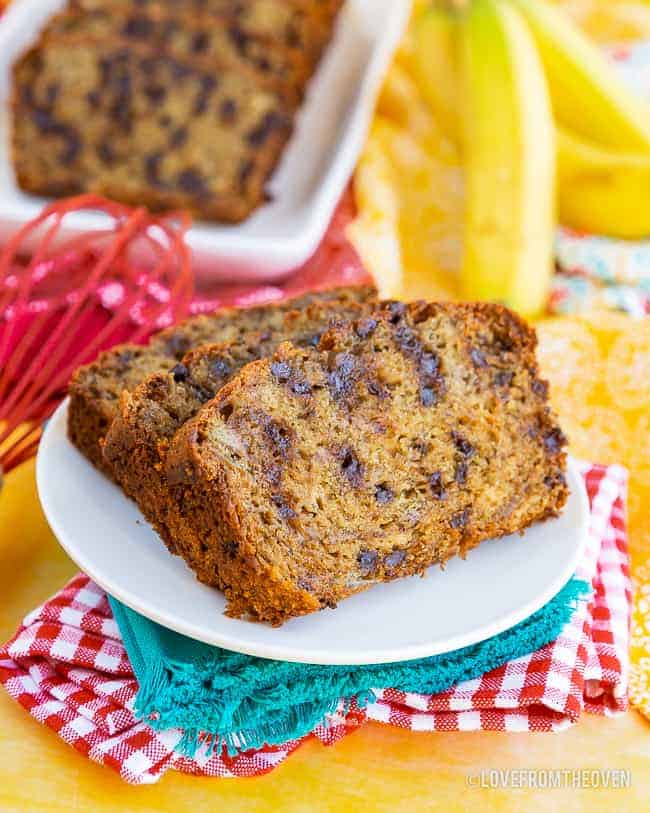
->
[412,0,650,316]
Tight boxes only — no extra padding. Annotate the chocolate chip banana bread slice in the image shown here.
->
[166,301,569,625]
[48,7,314,106]
[68,285,376,473]
[103,295,375,554]
[71,0,344,65]
[12,37,294,220]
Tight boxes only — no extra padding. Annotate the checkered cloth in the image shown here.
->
[0,463,631,784]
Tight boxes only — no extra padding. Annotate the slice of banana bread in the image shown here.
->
[47,7,313,106]
[103,296,375,553]
[165,301,569,625]
[70,0,344,64]
[12,36,294,220]
[68,285,377,473]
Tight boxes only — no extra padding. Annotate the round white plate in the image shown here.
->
[37,400,589,665]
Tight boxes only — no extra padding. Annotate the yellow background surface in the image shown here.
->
[1,0,650,810]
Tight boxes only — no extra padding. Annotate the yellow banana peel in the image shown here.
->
[459,0,556,316]
[347,119,404,299]
[412,2,462,143]
[511,0,650,151]
[557,127,650,238]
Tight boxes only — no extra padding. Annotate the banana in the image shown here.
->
[510,0,650,151]
[347,119,404,299]
[557,127,650,239]
[459,0,555,317]
[412,1,462,142]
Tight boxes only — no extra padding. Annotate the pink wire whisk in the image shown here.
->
[0,195,193,481]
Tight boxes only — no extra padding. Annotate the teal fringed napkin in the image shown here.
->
[109,577,589,756]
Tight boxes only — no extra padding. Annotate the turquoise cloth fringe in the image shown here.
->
[109,577,589,757]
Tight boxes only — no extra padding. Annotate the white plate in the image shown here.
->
[0,0,410,281]
[37,400,589,665]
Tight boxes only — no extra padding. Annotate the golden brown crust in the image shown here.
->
[165,301,568,625]
[167,434,322,622]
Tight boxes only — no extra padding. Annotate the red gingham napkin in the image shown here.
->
[0,463,631,784]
